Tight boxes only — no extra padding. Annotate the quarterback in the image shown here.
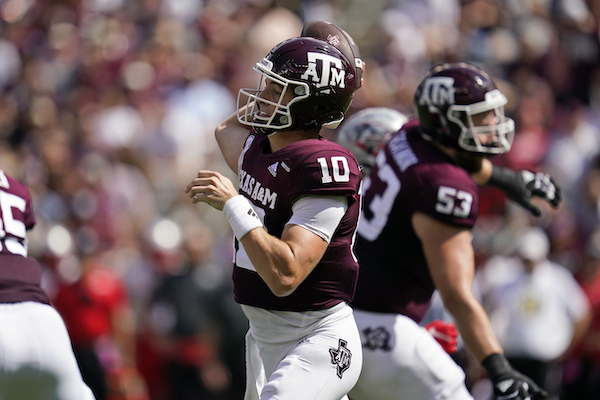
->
[186,34,363,399]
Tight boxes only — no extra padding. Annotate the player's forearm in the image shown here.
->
[443,294,503,363]
[240,228,321,297]
[217,193,323,296]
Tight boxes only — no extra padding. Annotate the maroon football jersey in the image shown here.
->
[351,119,479,322]
[0,170,49,304]
[232,133,362,311]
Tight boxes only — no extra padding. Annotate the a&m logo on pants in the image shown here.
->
[329,339,352,378]
[362,326,392,351]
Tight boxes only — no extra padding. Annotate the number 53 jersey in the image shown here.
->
[351,119,479,323]
[232,133,362,312]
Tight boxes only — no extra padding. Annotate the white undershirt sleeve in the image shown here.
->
[287,195,348,243]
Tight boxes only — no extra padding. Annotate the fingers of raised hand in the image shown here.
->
[185,176,217,202]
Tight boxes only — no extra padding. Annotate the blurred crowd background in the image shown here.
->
[1,0,600,399]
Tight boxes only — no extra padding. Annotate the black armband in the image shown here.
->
[481,353,512,381]
[487,166,531,209]
[487,166,519,191]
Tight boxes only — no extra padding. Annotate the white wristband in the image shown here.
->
[223,195,263,240]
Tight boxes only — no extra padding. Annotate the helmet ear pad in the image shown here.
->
[419,107,454,148]
[292,107,345,132]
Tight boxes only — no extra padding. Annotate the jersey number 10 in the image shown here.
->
[317,156,351,184]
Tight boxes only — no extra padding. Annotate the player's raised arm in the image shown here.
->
[472,159,562,217]
[214,107,251,174]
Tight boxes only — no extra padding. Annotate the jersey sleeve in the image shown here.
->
[287,195,348,243]
[410,163,479,228]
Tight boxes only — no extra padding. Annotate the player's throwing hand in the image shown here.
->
[185,170,237,210]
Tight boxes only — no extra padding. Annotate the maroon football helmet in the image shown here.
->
[414,62,514,155]
[238,37,358,135]
[301,20,364,90]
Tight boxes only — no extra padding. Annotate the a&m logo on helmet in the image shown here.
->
[417,77,455,111]
[301,52,346,92]
[326,34,341,47]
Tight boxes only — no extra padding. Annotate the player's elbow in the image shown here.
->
[269,282,298,297]
[214,121,227,142]
[267,275,301,297]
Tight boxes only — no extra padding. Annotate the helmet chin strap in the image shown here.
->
[254,126,276,136]
[252,114,289,136]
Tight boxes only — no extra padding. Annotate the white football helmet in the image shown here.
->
[337,107,408,168]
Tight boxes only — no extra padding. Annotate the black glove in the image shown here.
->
[482,353,548,400]
[488,166,562,217]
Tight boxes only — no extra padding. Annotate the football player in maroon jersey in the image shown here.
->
[185,35,363,399]
[337,106,560,217]
[0,169,95,400]
[347,63,551,400]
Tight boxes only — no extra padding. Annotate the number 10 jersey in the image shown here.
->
[232,133,362,312]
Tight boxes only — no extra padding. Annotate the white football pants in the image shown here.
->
[350,309,473,400]
[242,302,362,400]
[0,302,95,400]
